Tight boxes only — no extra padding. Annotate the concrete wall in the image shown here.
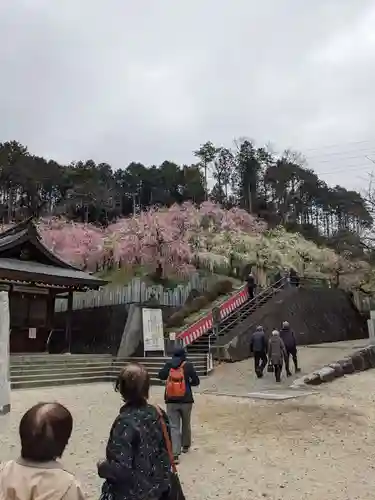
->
[53,304,178,356]
[53,304,129,354]
[217,287,368,362]
[117,304,143,357]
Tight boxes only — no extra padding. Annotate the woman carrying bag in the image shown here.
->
[267,330,287,383]
[97,363,185,500]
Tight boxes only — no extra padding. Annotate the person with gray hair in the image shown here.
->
[268,330,287,382]
[250,325,268,378]
[280,321,300,376]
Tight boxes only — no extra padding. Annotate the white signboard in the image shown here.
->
[0,291,10,420]
[142,308,165,354]
[29,328,36,339]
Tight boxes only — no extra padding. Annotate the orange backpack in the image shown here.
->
[166,362,186,398]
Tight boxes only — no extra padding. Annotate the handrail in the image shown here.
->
[212,276,331,345]
[176,283,249,345]
[174,284,244,338]
[180,275,328,348]
[214,278,285,339]
[206,278,285,359]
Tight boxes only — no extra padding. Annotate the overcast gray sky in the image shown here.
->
[0,0,375,192]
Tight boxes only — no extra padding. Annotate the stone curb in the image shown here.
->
[291,344,375,388]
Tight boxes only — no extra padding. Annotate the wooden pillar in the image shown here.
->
[65,290,73,353]
[47,290,54,330]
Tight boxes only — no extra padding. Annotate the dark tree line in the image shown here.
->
[0,139,371,256]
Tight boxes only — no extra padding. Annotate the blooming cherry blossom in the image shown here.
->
[24,203,359,281]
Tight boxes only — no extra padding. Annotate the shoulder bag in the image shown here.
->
[155,406,186,500]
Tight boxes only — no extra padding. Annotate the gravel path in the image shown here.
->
[199,339,370,395]
[1,340,374,499]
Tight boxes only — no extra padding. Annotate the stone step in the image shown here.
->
[10,361,208,375]
[11,370,115,383]
[9,353,209,390]
[188,341,210,347]
[12,369,208,383]
[10,358,114,367]
[11,353,112,358]
[10,358,208,368]
[11,375,164,390]
[10,355,206,367]
[11,374,207,390]
[11,365,207,378]
[10,354,112,362]
[11,375,114,390]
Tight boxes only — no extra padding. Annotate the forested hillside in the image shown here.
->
[0,138,373,287]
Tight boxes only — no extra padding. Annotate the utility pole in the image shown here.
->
[132,192,136,216]
[139,180,143,211]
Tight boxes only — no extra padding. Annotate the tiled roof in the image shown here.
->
[0,219,107,290]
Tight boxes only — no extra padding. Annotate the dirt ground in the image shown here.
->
[199,340,370,394]
[1,340,375,499]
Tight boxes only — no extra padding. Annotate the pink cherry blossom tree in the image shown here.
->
[106,208,194,278]
[39,218,105,271]
[33,202,266,277]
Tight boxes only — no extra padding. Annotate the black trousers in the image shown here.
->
[274,364,282,382]
[285,346,298,374]
[254,352,267,376]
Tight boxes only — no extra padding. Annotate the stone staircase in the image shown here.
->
[186,281,285,356]
[10,353,208,390]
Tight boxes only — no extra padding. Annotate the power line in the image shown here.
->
[305,147,375,161]
[312,164,374,176]
[307,154,375,165]
[301,139,375,153]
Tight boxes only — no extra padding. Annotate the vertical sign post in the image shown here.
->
[0,291,10,432]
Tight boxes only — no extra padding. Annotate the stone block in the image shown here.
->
[328,362,344,378]
[368,346,375,367]
[351,352,366,371]
[317,366,336,383]
[359,348,372,370]
[337,358,355,374]
[304,373,322,385]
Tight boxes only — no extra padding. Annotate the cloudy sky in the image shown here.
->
[0,0,375,192]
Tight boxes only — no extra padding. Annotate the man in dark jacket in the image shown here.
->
[246,272,256,300]
[289,268,300,287]
[158,347,200,463]
[250,325,268,378]
[280,321,301,376]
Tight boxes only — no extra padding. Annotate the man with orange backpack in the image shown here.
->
[158,347,200,464]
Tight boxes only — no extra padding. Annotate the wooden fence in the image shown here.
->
[54,274,216,312]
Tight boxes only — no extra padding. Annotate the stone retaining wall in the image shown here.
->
[293,344,375,387]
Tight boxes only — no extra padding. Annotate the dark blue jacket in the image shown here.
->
[250,328,268,353]
[280,326,296,349]
[158,348,200,404]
